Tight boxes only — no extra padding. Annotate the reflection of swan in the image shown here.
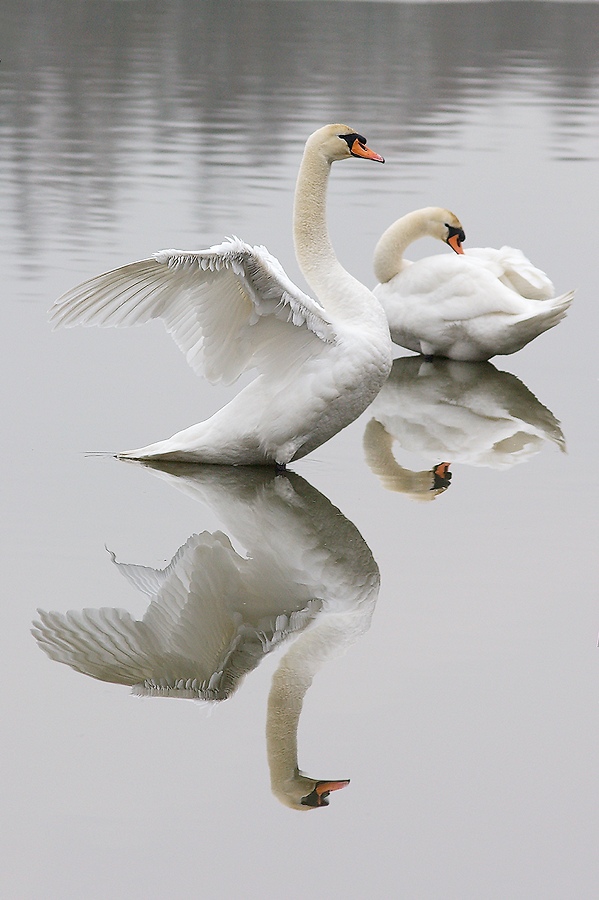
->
[49,125,391,466]
[33,531,322,700]
[363,419,451,501]
[267,621,353,809]
[373,207,574,360]
[365,356,565,473]
[33,465,379,809]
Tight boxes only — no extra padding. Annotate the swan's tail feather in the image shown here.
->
[116,441,224,464]
[529,289,574,330]
[117,444,192,463]
[84,450,118,458]
[547,288,575,312]
[505,289,575,350]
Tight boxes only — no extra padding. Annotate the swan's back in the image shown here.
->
[465,246,554,300]
[375,255,574,361]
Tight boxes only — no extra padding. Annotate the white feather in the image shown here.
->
[49,125,392,465]
[373,207,574,361]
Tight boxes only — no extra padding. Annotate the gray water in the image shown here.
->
[2,2,598,898]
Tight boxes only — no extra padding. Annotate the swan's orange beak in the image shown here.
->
[350,138,385,163]
[447,234,464,254]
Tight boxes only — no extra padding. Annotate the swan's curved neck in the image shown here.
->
[293,145,337,280]
[373,207,440,284]
[293,141,368,318]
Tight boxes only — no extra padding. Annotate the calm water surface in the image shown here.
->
[2,2,598,898]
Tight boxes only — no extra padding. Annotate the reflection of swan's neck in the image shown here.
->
[266,618,357,810]
[293,135,370,320]
[363,418,451,500]
[373,207,440,284]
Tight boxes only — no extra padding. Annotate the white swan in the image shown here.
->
[50,125,392,466]
[373,207,574,361]
[33,464,380,809]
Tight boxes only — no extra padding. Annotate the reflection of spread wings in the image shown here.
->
[49,238,336,385]
[32,532,321,701]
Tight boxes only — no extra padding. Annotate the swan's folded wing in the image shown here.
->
[49,237,337,385]
[467,246,554,300]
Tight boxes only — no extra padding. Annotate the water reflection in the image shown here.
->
[364,356,565,494]
[3,1,599,262]
[33,464,379,810]
[364,418,452,502]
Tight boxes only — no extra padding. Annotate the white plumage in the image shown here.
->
[50,125,391,465]
[373,207,574,361]
[33,463,379,809]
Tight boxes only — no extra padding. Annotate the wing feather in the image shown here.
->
[50,237,336,385]
[32,607,156,684]
[466,246,554,299]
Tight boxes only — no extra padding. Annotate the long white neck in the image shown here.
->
[373,206,442,284]
[293,136,375,320]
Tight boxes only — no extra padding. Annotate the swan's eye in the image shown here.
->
[446,224,466,244]
[339,132,359,149]
[337,132,383,163]
[339,132,368,147]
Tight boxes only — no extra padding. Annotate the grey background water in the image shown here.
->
[2,2,598,898]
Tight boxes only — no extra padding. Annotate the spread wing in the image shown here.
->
[32,532,321,700]
[49,237,337,385]
[32,605,159,686]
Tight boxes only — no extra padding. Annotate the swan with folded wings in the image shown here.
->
[50,125,391,466]
[373,207,574,361]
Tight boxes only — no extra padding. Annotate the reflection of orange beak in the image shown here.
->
[316,779,351,796]
[447,234,464,254]
[432,462,452,493]
[350,138,385,163]
[301,778,351,807]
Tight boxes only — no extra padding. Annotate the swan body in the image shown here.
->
[373,207,574,361]
[50,125,391,466]
[33,464,380,809]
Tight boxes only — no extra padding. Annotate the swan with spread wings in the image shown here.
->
[50,125,391,466]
